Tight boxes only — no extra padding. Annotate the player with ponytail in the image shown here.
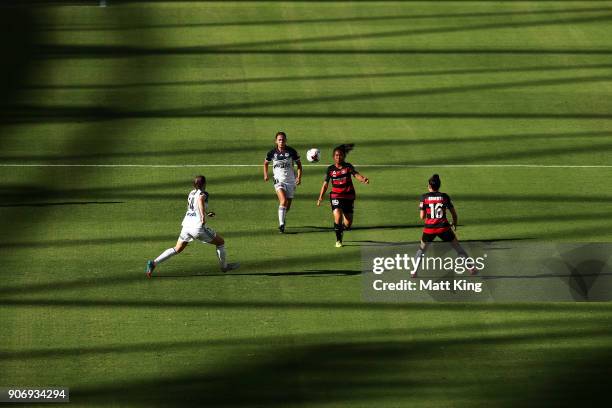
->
[412,174,476,276]
[317,144,369,247]
[145,175,240,277]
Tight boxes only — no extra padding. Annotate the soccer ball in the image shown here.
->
[306,148,320,163]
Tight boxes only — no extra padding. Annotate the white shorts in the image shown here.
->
[274,181,296,199]
[179,225,217,243]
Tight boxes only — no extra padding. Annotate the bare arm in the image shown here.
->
[198,195,206,224]
[317,181,329,207]
[449,207,458,230]
[295,160,303,185]
[263,160,270,181]
[354,172,369,184]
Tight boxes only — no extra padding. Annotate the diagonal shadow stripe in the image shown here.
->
[1,315,608,361]
[196,13,612,51]
[1,130,610,162]
[24,63,612,90]
[36,6,612,32]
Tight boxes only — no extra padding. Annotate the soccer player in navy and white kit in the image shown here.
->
[317,144,369,247]
[412,174,475,277]
[145,176,239,277]
[263,131,302,233]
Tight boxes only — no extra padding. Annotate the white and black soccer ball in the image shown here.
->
[306,148,320,163]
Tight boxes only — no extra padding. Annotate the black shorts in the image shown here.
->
[422,229,456,242]
[330,198,354,214]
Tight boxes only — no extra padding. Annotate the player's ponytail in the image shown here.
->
[193,175,206,190]
[428,174,441,191]
[333,143,355,156]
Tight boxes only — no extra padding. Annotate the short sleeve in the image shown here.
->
[265,149,274,162]
[290,147,300,161]
[324,167,331,182]
[419,195,425,210]
[445,194,454,209]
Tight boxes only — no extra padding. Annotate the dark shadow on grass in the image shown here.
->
[297,224,419,232]
[3,130,610,162]
[1,315,609,361]
[181,13,612,52]
[67,330,612,406]
[37,6,612,32]
[347,238,534,246]
[32,42,612,60]
[0,201,123,208]
[24,63,612,91]
[161,74,612,113]
[4,104,612,124]
[5,186,610,204]
[2,297,612,312]
[31,13,612,60]
[158,269,362,278]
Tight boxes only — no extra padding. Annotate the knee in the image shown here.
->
[216,237,225,246]
[175,245,185,253]
[280,199,288,207]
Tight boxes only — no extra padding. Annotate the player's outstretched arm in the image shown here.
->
[355,173,369,184]
[263,160,270,182]
[317,181,328,207]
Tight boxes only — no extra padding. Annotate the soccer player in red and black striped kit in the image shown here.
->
[413,174,476,276]
[317,144,369,247]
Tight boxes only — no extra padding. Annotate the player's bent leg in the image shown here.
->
[209,234,224,247]
[174,239,189,253]
[146,240,188,278]
[450,238,477,275]
[412,240,430,278]
[450,238,468,257]
[342,212,353,229]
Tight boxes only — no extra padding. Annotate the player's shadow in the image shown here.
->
[345,237,534,246]
[157,269,362,278]
[297,224,421,232]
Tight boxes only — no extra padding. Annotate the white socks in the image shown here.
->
[278,206,287,226]
[154,248,177,264]
[154,246,228,270]
[216,245,227,269]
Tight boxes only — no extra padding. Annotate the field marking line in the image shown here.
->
[0,164,611,169]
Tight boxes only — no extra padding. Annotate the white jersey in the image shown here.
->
[265,147,300,184]
[181,189,208,228]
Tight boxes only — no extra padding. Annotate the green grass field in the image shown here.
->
[1,1,612,406]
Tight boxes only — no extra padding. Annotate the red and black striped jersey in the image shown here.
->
[325,163,358,199]
[419,192,454,234]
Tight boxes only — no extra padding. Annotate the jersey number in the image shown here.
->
[188,195,195,212]
[428,203,444,219]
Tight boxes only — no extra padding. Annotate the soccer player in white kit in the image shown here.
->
[145,176,239,277]
[263,131,302,233]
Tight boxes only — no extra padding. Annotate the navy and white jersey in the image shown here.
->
[265,146,301,184]
[182,189,209,228]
